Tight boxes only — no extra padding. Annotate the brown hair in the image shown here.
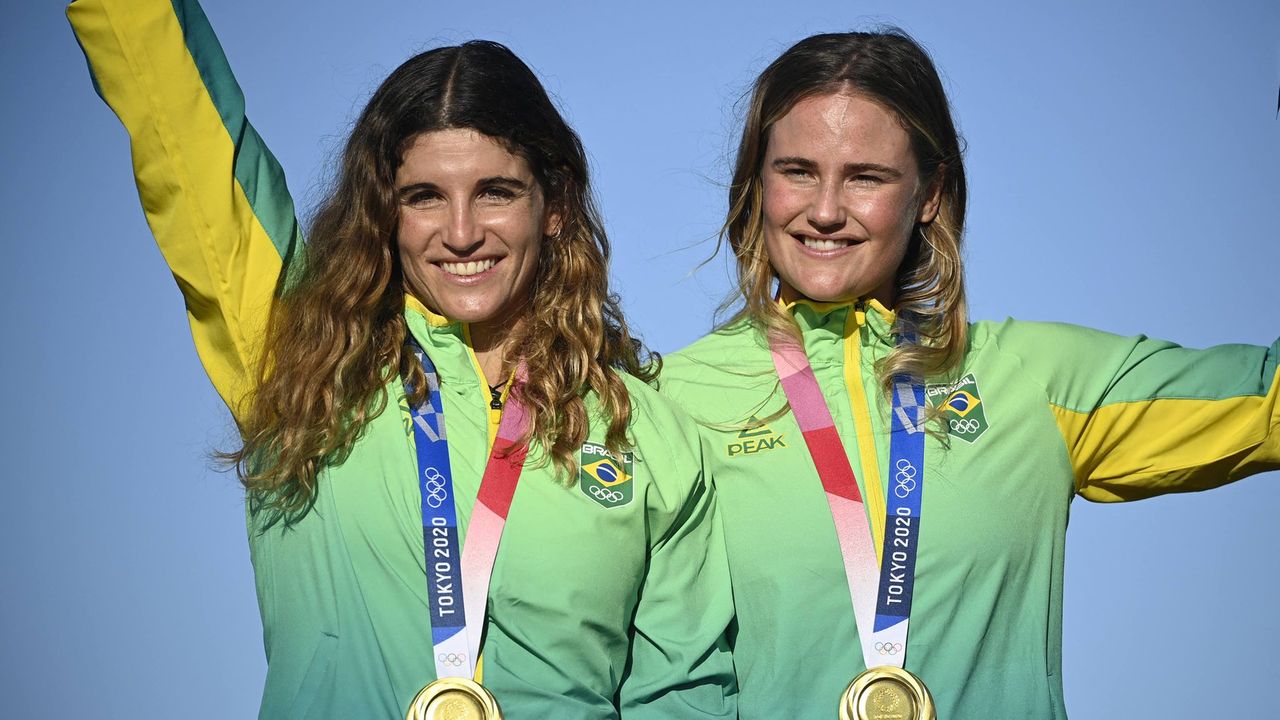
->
[721,29,968,396]
[230,41,654,522]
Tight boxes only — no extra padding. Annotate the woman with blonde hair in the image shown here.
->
[659,29,1278,719]
[68,0,735,717]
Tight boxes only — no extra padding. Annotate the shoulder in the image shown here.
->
[657,322,785,428]
[971,317,1122,351]
[963,317,1175,412]
[968,317,1151,374]
[620,372,699,442]
[611,372,712,522]
[662,320,768,378]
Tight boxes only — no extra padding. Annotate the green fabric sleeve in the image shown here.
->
[618,400,738,719]
[66,0,302,417]
[986,319,1280,501]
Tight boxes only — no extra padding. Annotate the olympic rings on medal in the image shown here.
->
[589,484,624,503]
[949,418,980,435]
[874,641,903,656]
[893,458,917,498]
[436,652,468,667]
[423,467,449,508]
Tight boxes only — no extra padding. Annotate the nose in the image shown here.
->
[444,203,483,253]
[807,178,846,232]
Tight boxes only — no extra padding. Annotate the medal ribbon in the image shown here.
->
[407,338,530,681]
[769,330,926,671]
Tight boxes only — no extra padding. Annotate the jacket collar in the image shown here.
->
[785,297,895,334]
[402,294,479,392]
[784,297,898,366]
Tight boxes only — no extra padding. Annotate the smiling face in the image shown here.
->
[761,91,940,306]
[395,128,559,326]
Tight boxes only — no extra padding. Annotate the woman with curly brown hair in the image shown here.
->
[67,0,735,718]
[659,29,1278,720]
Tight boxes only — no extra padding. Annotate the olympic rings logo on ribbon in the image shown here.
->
[874,641,903,656]
[949,418,980,435]
[589,485,624,503]
[437,652,468,667]
[893,458,917,498]
[423,467,449,508]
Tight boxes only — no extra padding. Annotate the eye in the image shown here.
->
[402,189,442,207]
[777,165,817,184]
[478,185,518,202]
[851,174,885,187]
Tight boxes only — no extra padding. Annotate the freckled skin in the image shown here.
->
[761,93,941,306]
[394,129,560,377]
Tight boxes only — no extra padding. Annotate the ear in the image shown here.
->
[917,167,944,224]
[544,205,564,239]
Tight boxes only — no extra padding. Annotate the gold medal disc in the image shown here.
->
[838,666,936,720]
[406,677,503,720]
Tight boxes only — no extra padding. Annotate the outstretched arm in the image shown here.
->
[68,0,303,421]
[993,320,1279,501]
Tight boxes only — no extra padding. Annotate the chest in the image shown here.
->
[707,354,1075,608]
[322,384,655,630]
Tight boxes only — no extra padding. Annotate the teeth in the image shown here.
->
[441,259,496,277]
[803,237,850,251]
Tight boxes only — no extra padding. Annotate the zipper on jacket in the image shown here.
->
[844,303,889,563]
[461,323,505,451]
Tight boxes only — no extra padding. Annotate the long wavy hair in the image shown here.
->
[721,29,969,397]
[230,41,654,520]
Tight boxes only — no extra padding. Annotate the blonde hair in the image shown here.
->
[720,29,969,398]
[229,41,653,523]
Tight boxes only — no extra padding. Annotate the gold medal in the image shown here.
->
[839,666,936,720]
[405,677,503,720]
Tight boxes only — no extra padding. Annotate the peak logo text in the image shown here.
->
[726,416,788,457]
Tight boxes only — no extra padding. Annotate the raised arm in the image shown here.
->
[992,320,1279,502]
[68,0,303,420]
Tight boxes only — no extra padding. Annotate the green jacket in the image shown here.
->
[660,299,1279,720]
[68,1,736,717]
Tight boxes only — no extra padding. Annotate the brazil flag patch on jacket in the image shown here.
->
[579,442,634,508]
[927,373,989,443]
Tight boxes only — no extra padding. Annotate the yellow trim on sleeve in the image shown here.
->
[1055,380,1279,502]
[70,0,284,420]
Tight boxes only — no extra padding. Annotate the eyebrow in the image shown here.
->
[396,175,531,198]
[478,175,529,189]
[770,156,903,179]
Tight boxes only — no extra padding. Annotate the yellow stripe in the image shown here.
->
[71,0,283,420]
[1055,373,1279,501]
[845,309,887,562]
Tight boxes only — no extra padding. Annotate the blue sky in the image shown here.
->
[3,0,1277,717]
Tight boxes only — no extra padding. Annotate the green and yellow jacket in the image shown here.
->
[68,1,736,717]
[660,300,1278,720]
